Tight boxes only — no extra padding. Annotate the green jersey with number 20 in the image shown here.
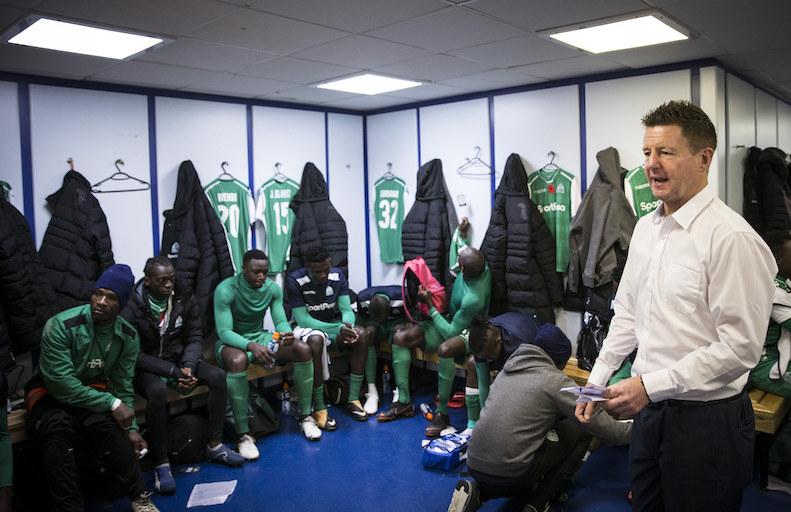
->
[204,177,255,273]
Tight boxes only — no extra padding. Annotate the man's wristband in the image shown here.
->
[110,398,122,412]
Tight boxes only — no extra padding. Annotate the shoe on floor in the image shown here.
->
[131,491,160,512]
[237,433,259,461]
[426,411,451,437]
[299,414,322,441]
[313,408,337,431]
[346,400,368,421]
[206,443,245,467]
[447,479,480,512]
[363,391,379,415]
[377,401,415,422]
[153,465,176,496]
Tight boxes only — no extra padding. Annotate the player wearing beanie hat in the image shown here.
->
[532,323,572,368]
[93,263,135,310]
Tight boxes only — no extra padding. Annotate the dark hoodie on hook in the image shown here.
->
[288,162,349,279]
[161,160,234,336]
[401,158,455,287]
[480,153,562,323]
[567,147,635,297]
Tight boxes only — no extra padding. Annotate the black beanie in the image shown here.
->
[93,264,135,310]
[532,323,572,367]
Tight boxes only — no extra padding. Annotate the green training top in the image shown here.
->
[429,267,492,340]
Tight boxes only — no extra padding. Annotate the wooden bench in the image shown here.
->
[749,388,790,490]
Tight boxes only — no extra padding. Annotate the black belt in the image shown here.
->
[658,387,746,408]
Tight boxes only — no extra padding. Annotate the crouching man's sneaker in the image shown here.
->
[299,414,322,441]
[426,411,451,437]
[447,480,480,512]
[131,491,160,512]
[377,401,415,422]
[237,433,259,461]
[206,443,245,467]
[153,465,176,496]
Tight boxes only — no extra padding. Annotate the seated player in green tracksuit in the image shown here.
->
[285,246,375,428]
[214,249,321,452]
[355,286,408,415]
[380,247,491,438]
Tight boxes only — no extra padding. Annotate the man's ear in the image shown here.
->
[143,276,150,288]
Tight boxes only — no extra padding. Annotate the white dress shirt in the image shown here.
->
[589,185,777,402]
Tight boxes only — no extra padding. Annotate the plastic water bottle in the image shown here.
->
[281,382,292,416]
[382,364,392,396]
[420,402,434,420]
[265,332,280,369]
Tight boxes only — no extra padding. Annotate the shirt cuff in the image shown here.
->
[110,398,122,412]
[641,368,673,402]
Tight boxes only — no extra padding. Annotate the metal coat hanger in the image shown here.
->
[457,146,492,175]
[382,162,395,180]
[540,151,559,172]
[273,162,288,183]
[91,159,150,193]
[218,161,234,180]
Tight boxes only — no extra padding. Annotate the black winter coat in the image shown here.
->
[288,162,349,278]
[401,159,454,287]
[0,193,53,362]
[743,147,791,237]
[38,170,115,313]
[121,280,203,376]
[161,161,234,336]
[480,154,562,323]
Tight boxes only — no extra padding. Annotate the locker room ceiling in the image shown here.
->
[0,0,789,112]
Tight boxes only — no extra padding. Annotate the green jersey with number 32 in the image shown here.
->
[374,176,408,263]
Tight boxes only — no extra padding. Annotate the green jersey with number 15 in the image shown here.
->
[255,177,300,274]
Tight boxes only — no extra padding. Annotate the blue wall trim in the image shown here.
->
[147,95,160,254]
[362,116,372,288]
[324,113,330,189]
[17,81,34,236]
[488,96,496,204]
[247,104,256,249]
[578,84,588,196]
[416,108,421,166]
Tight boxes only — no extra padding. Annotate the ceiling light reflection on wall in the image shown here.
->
[5,17,164,59]
[317,74,421,95]
[548,14,688,54]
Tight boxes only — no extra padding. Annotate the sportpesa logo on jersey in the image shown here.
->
[307,301,337,312]
[537,203,566,213]
[640,200,661,212]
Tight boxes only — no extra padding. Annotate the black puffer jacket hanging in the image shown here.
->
[288,162,349,278]
[743,146,791,237]
[0,193,54,360]
[161,161,234,336]
[38,170,115,313]
[480,154,562,323]
[401,159,454,287]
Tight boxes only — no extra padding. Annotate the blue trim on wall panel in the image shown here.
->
[488,96,496,205]
[416,108,421,166]
[362,115,372,288]
[147,95,160,254]
[691,65,701,106]
[325,112,330,189]
[247,104,256,249]
[578,84,588,196]
[17,81,35,235]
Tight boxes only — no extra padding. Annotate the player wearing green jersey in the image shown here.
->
[255,177,300,274]
[624,165,660,219]
[204,177,255,273]
[373,176,408,263]
[528,167,580,273]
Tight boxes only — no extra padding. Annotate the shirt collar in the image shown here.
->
[651,185,714,231]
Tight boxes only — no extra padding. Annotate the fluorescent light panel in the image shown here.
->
[317,74,421,95]
[550,15,687,54]
[8,18,163,59]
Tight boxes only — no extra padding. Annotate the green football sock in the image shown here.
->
[293,360,314,416]
[365,346,377,384]
[391,344,412,403]
[476,361,491,407]
[226,371,250,434]
[348,373,364,404]
[466,386,481,427]
[312,385,327,412]
[437,357,455,415]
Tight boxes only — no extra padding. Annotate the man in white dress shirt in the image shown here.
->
[575,100,776,512]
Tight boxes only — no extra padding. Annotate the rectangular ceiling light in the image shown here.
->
[317,73,421,95]
[5,17,164,59]
[549,14,688,54]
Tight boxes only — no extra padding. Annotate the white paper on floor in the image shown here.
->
[186,480,238,508]
[766,475,791,496]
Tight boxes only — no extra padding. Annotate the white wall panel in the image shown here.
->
[0,81,22,213]
[726,74,756,212]
[700,66,727,200]
[756,89,778,149]
[328,112,366,291]
[420,98,491,249]
[585,70,691,186]
[779,101,791,150]
[366,109,418,286]
[30,85,151,277]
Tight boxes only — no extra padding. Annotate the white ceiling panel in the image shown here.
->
[137,38,275,72]
[449,35,581,68]
[375,54,491,82]
[510,55,625,81]
[91,61,222,89]
[440,68,546,91]
[292,35,430,68]
[238,56,358,84]
[185,73,298,98]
